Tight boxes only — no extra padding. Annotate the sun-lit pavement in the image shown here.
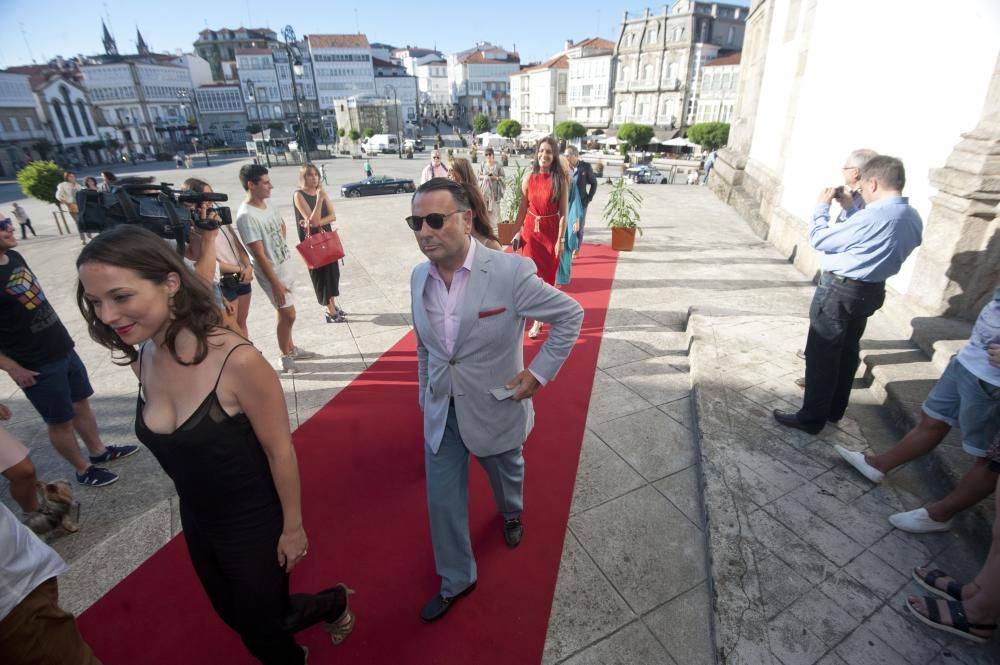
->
[1,153,995,664]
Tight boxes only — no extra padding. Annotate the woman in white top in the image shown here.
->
[55,171,87,244]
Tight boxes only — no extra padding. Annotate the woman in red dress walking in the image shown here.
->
[513,136,569,337]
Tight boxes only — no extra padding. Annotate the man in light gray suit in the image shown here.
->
[408,178,583,622]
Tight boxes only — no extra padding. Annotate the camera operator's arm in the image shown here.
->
[185,204,219,286]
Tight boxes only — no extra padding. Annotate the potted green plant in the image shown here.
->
[470,145,478,163]
[497,163,526,246]
[594,160,604,177]
[604,176,643,251]
[447,147,454,158]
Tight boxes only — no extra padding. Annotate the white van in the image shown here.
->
[361,134,399,154]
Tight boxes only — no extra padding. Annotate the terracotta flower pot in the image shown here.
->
[611,227,636,251]
[497,223,517,246]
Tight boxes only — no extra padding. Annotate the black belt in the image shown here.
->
[829,273,884,288]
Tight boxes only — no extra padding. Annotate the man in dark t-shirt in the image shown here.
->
[0,216,138,487]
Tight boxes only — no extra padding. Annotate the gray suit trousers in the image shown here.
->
[425,403,524,597]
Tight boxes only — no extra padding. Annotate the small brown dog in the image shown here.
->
[22,480,80,535]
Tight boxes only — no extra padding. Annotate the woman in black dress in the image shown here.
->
[293,164,346,323]
[76,225,355,664]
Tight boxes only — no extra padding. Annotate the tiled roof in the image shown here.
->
[458,50,519,65]
[571,37,615,50]
[516,53,569,74]
[307,34,370,49]
[704,52,742,67]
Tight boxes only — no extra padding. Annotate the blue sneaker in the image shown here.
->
[76,466,119,487]
[89,444,140,464]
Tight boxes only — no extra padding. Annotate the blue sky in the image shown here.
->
[0,0,748,69]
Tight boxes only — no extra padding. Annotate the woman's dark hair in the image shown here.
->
[76,225,222,366]
[532,135,567,203]
[83,176,98,189]
[447,157,476,186]
[63,171,75,181]
[413,177,499,246]
[182,177,211,193]
[101,171,116,183]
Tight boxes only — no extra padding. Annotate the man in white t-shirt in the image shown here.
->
[235,164,315,373]
[0,502,101,663]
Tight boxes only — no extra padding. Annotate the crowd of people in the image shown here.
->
[3,140,1000,660]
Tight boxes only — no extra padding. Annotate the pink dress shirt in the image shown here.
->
[423,237,477,355]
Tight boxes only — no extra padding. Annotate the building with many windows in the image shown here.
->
[691,51,740,124]
[0,72,48,176]
[236,43,322,146]
[195,83,249,145]
[448,43,520,124]
[392,47,448,121]
[611,1,746,131]
[372,58,418,127]
[306,34,375,138]
[566,38,616,131]
[509,49,569,133]
[194,27,279,82]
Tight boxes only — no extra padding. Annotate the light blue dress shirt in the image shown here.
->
[809,196,923,282]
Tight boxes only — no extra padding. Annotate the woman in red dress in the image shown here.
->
[513,136,569,337]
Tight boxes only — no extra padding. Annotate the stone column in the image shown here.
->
[906,53,1000,321]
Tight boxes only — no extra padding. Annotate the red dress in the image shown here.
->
[522,173,561,285]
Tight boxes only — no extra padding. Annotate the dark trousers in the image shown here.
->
[18,221,36,239]
[181,503,346,665]
[799,272,886,425]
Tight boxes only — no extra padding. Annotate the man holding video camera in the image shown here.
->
[773,155,923,435]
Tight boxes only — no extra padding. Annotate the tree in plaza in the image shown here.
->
[348,129,361,144]
[472,112,490,135]
[267,122,284,131]
[363,128,375,138]
[554,121,586,143]
[496,119,522,140]
[16,160,63,204]
[245,124,262,135]
[337,128,346,138]
[616,122,655,150]
[686,122,730,151]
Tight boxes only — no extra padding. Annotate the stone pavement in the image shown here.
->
[1,156,996,664]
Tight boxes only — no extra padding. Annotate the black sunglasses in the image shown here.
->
[405,209,465,231]
[0,219,12,231]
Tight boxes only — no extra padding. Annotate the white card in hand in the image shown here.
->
[490,386,517,400]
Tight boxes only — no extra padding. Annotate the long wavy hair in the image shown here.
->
[413,177,500,246]
[76,225,222,366]
[531,136,567,203]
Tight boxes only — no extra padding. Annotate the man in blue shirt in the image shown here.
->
[774,155,923,434]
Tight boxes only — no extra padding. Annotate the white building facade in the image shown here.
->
[237,44,323,144]
[448,43,520,123]
[510,53,569,133]
[692,52,740,124]
[195,84,248,145]
[373,58,418,127]
[566,38,615,131]
[35,79,102,164]
[0,73,47,175]
[611,1,746,130]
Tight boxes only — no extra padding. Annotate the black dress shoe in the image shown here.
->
[420,582,477,623]
[772,409,824,435]
[503,517,523,548]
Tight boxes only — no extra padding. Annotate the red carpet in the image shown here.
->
[78,244,618,664]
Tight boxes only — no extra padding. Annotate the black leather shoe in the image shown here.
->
[772,409,824,435]
[504,517,523,548]
[420,582,476,623]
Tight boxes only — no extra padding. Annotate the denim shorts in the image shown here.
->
[21,350,94,424]
[220,280,252,303]
[922,356,1000,457]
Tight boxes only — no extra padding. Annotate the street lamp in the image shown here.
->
[382,83,403,159]
[177,89,210,166]
[245,80,271,167]
[283,25,309,157]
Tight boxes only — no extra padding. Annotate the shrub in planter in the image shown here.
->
[497,163,527,245]
[594,160,605,177]
[447,148,454,158]
[603,176,643,251]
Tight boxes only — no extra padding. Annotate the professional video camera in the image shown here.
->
[76,176,232,254]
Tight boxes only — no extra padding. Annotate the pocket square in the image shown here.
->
[479,307,507,318]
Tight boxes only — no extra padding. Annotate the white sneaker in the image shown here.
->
[889,508,953,533]
[291,346,317,360]
[280,354,298,374]
[834,445,885,483]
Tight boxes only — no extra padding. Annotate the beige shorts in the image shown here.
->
[254,260,296,309]
[0,426,30,473]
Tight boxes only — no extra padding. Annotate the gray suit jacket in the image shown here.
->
[411,243,584,456]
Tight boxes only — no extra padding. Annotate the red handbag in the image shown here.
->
[296,224,345,269]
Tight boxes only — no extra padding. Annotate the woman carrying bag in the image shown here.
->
[293,164,346,323]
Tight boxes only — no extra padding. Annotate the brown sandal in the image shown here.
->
[323,584,355,646]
